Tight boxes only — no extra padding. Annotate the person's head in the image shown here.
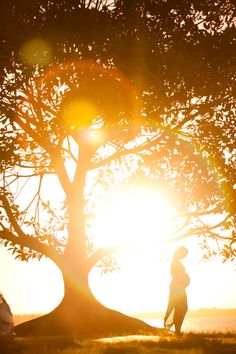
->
[173,246,188,260]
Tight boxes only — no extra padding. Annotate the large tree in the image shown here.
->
[0,0,235,336]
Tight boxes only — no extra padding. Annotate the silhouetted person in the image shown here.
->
[164,246,190,336]
[0,292,14,338]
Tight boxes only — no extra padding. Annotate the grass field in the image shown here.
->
[1,332,236,354]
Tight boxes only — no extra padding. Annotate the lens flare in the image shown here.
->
[79,127,107,146]
[21,38,52,66]
[62,98,98,129]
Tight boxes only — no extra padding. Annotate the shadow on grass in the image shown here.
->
[100,333,236,354]
[1,332,236,354]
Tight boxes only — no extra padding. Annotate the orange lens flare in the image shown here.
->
[61,98,98,129]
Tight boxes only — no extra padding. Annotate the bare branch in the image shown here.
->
[5,171,54,179]
[13,175,32,201]
[61,147,78,163]
[167,226,232,243]
[176,205,222,219]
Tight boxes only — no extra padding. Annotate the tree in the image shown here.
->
[0,0,236,336]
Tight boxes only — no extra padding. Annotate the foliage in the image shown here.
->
[0,0,236,272]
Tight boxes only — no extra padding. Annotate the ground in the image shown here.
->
[1,332,236,354]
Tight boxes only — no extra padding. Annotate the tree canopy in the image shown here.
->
[0,0,236,336]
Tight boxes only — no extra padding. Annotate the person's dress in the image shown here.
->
[164,259,190,332]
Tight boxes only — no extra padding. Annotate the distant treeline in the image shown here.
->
[14,308,236,325]
[187,308,236,318]
[136,308,236,319]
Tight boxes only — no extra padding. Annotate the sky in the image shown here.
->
[1,236,236,316]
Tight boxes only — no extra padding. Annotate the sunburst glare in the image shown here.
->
[91,185,176,250]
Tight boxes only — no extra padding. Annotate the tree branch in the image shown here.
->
[167,226,232,243]
[176,205,222,219]
[0,191,65,267]
[88,245,126,269]
[0,194,26,238]
[50,148,72,196]
[14,115,50,153]
[0,229,61,265]
[14,116,71,196]
[90,134,162,169]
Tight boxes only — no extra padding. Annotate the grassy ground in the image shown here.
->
[1,332,236,354]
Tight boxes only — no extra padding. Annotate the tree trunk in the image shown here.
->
[14,262,152,337]
[14,147,153,337]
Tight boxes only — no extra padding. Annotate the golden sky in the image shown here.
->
[1,236,236,316]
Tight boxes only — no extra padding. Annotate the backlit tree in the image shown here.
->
[0,0,235,336]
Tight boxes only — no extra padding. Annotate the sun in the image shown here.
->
[88,183,178,315]
[91,185,176,250]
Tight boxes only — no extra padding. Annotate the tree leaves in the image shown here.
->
[0,0,236,264]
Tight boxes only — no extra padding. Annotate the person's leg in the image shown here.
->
[164,292,175,329]
[173,292,188,336]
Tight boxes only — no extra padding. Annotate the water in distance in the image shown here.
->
[146,317,236,334]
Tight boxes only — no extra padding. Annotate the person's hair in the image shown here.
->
[173,246,188,260]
